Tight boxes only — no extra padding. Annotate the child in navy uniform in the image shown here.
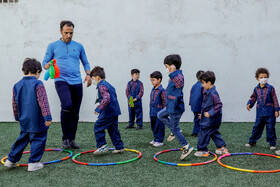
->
[246,68,279,151]
[194,71,229,157]
[90,66,124,154]
[4,58,52,171]
[189,70,204,137]
[125,69,144,130]
[158,54,194,160]
[149,71,166,147]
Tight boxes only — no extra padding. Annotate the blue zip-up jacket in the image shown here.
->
[95,80,121,119]
[150,85,166,117]
[189,81,204,113]
[166,70,185,114]
[42,39,90,85]
[127,79,143,106]
[200,86,223,127]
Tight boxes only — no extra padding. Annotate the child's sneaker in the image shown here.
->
[153,142,164,147]
[180,144,194,160]
[112,149,125,154]
[28,162,44,172]
[215,147,229,155]
[270,146,277,150]
[4,159,17,168]
[245,142,256,147]
[150,140,155,145]
[194,151,209,157]
[93,144,109,155]
[167,130,183,142]
[275,150,280,155]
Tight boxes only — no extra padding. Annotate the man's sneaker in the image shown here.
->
[180,144,194,160]
[167,130,183,142]
[62,139,71,149]
[194,151,210,157]
[275,150,280,155]
[69,140,80,149]
[112,149,125,154]
[28,162,44,172]
[245,142,256,148]
[136,126,143,130]
[270,146,277,150]
[4,159,17,168]
[150,140,155,145]
[93,144,109,155]
[215,147,229,155]
[125,125,135,129]
[191,133,198,137]
[153,142,164,147]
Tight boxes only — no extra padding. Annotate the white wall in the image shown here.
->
[0,0,280,122]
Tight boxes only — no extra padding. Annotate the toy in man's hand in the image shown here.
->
[129,96,134,107]
[44,59,60,81]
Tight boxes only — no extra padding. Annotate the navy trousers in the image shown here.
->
[94,116,124,150]
[8,131,47,163]
[128,103,143,127]
[55,81,83,140]
[192,112,200,134]
[197,125,226,151]
[249,116,276,146]
[150,116,165,143]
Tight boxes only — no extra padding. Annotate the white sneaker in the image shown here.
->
[153,142,164,147]
[28,162,44,172]
[4,159,17,168]
[112,149,125,154]
[167,130,183,142]
[275,150,280,155]
[180,144,194,160]
[94,144,109,155]
[270,146,277,150]
[150,140,155,145]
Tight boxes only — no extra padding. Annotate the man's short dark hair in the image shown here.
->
[255,68,269,78]
[22,58,42,75]
[150,71,162,82]
[60,20,75,30]
[90,66,105,79]
[199,71,216,85]
[163,54,182,69]
[131,69,140,75]
[196,70,205,79]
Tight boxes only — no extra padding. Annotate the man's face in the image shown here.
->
[60,25,74,42]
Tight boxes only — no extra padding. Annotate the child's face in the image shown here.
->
[164,64,176,73]
[150,78,161,88]
[131,73,140,81]
[91,76,101,86]
[257,73,268,81]
[201,80,213,90]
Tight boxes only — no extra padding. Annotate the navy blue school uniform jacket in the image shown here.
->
[189,81,204,113]
[150,85,167,117]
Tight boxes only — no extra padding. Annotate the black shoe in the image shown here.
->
[136,126,143,130]
[62,139,71,149]
[70,140,80,149]
[191,133,198,137]
[125,125,135,129]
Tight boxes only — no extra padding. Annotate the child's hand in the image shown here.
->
[204,112,210,118]
[276,111,279,118]
[45,121,52,126]
[198,113,201,119]
[94,111,99,115]
[133,98,137,102]
[247,104,251,111]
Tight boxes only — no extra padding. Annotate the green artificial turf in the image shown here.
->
[0,122,280,187]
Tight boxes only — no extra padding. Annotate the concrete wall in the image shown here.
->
[0,0,280,122]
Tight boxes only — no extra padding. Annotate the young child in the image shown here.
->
[90,66,124,154]
[4,58,52,171]
[149,71,166,147]
[125,69,144,130]
[157,54,194,160]
[189,70,204,137]
[246,68,279,151]
[194,71,229,157]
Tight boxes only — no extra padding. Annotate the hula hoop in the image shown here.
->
[72,148,142,166]
[154,148,217,166]
[1,149,73,167]
[217,152,280,173]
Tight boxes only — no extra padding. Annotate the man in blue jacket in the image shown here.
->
[43,21,92,149]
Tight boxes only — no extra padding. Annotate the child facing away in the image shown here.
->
[4,58,52,171]
[189,70,204,137]
[157,54,194,160]
[246,68,279,152]
[90,66,124,154]
[149,71,167,147]
[125,69,144,130]
[194,71,229,157]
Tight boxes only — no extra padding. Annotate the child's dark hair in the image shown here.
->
[163,54,182,69]
[150,71,162,82]
[22,58,42,75]
[255,68,269,78]
[131,69,140,75]
[60,20,74,30]
[196,70,204,79]
[90,66,105,79]
[199,71,216,84]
